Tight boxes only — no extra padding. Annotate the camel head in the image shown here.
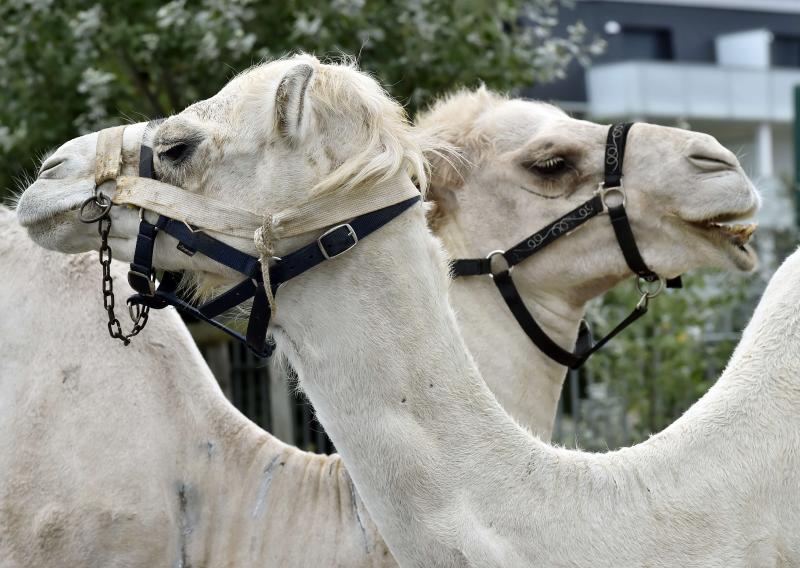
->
[417,89,760,304]
[17,54,425,291]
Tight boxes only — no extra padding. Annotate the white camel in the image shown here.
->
[418,88,758,436]
[19,55,791,567]
[0,205,394,566]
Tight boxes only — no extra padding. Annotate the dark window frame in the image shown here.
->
[621,26,675,61]
[772,35,800,68]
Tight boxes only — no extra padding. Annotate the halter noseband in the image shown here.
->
[452,122,682,369]
[80,122,420,357]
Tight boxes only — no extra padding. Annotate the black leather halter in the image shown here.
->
[452,122,681,369]
[124,128,419,358]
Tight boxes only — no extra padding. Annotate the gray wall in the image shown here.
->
[527,0,800,104]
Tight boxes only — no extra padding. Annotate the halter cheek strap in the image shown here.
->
[452,122,682,369]
[602,123,682,288]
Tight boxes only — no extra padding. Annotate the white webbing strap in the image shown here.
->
[98,124,419,245]
[95,125,126,186]
[113,171,420,245]
[112,176,264,240]
[270,174,420,239]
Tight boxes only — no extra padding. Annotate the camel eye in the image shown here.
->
[159,142,193,165]
[524,157,568,176]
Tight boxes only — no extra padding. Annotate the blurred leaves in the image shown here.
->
[574,269,756,446]
[0,0,602,199]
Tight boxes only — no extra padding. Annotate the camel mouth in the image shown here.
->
[686,211,758,271]
[691,218,757,248]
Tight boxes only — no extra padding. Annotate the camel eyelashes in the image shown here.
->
[522,157,569,176]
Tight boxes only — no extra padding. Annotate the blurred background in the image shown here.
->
[2,0,798,451]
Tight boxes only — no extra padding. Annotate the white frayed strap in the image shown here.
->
[95,125,127,185]
[270,174,420,240]
[112,176,263,241]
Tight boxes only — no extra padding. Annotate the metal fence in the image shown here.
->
[198,335,335,454]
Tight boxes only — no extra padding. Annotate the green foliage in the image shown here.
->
[0,0,602,200]
[561,270,756,449]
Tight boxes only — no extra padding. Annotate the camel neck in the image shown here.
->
[436,215,587,438]
[235,204,798,566]
[272,205,532,564]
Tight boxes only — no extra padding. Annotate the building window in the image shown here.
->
[773,36,800,68]
[622,27,674,61]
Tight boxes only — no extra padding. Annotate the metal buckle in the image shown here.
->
[597,181,626,211]
[486,249,511,277]
[636,275,664,298]
[128,269,156,296]
[317,223,358,260]
[128,301,144,323]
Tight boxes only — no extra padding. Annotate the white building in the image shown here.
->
[528,0,800,262]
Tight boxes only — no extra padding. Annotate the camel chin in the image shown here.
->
[708,234,757,272]
[18,210,94,254]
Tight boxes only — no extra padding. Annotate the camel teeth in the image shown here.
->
[705,221,757,246]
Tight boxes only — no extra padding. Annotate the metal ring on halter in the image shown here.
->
[79,192,113,223]
[599,183,626,210]
[128,301,143,323]
[636,275,665,299]
[486,250,511,277]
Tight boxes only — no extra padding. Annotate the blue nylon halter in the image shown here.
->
[125,130,420,358]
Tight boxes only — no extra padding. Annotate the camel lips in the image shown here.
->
[708,221,757,247]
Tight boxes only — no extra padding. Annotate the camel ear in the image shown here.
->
[275,63,314,143]
[427,149,467,194]
[424,147,469,229]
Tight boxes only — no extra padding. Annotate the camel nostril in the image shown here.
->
[38,157,65,178]
[688,154,738,171]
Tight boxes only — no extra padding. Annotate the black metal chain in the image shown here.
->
[81,192,149,345]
